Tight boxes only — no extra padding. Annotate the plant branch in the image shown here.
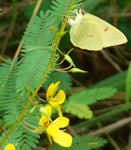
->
[0,0,74,147]
[31,0,73,99]
[87,117,131,136]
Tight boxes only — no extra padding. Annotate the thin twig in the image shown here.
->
[23,120,37,129]
[87,117,131,136]
[0,24,13,58]
[113,0,117,27]
[0,0,35,17]
[99,12,131,19]
[67,125,77,136]
[0,0,17,62]
[12,0,43,64]
[100,50,122,72]
[54,64,72,72]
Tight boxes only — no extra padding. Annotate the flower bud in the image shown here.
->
[29,107,35,115]
[39,106,52,121]
[69,68,87,73]
[64,54,75,67]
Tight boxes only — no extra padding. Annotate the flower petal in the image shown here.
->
[4,144,16,150]
[49,98,58,107]
[53,117,69,128]
[39,116,49,127]
[52,130,72,147]
[54,90,66,104]
[45,105,52,116]
[46,83,54,99]
[47,124,59,136]
[56,105,63,117]
[46,81,60,100]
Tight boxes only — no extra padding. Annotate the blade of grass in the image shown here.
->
[73,103,131,130]
[126,62,131,104]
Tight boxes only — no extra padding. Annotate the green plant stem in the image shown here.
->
[73,103,131,130]
[97,123,121,150]
[0,0,74,147]
[105,133,121,150]
[0,56,8,63]
[93,103,124,115]
[73,103,131,149]
[121,145,131,150]
[31,0,73,99]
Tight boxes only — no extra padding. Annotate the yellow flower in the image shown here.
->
[4,143,16,150]
[35,105,72,147]
[34,105,52,133]
[46,81,66,116]
[47,117,72,147]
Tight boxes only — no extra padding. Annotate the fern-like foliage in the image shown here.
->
[43,70,72,92]
[66,87,117,105]
[1,1,102,149]
[53,135,107,150]
[65,101,93,119]
[16,11,58,96]
[0,59,22,113]
[51,0,81,22]
[0,59,40,150]
[16,115,40,150]
[0,128,22,149]
[64,87,116,118]
[0,118,40,150]
[1,100,40,150]
[1,110,40,150]
[16,48,52,96]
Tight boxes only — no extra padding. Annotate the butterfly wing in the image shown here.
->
[70,14,104,50]
[86,13,127,48]
[70,12,127,51]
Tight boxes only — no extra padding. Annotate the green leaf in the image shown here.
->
[0,128,21,149]
[16,11,58,96]
[65,87,116,119]
[16,115,40,150]
[65,101,93,119]
[0,59,23,114]
[16,49,52,96]
[67,87,117,105]
[50,0,82,22]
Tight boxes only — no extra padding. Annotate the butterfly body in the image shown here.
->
[69,10,127,51]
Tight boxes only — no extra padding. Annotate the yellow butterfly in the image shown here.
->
[69,9,127,51]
